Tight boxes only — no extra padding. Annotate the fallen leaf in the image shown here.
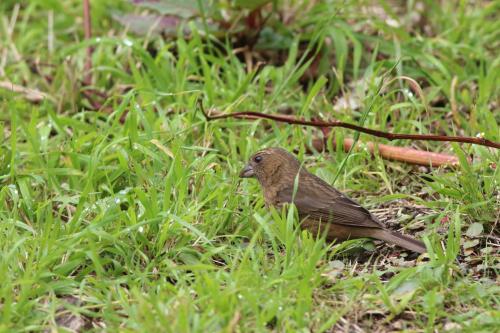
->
[0,81,53,103]
[392,280,419,298]
[329,260,345,270]
[463,239,479,249]
[150,139,175,159]
[54,296,90,332]
[132,0,200,18]
[443,321,462,331]
[465,223,483,238]
[112,13,181,36]
[322,260,345,281]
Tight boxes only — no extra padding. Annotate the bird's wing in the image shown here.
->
[276,174,384,229]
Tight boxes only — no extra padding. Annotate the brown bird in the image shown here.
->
[239,147,426,253]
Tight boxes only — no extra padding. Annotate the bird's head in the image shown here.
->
[239,147,301,186]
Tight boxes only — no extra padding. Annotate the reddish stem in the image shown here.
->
[198,100,500,149]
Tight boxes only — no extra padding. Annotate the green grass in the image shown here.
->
[0,1,499,332]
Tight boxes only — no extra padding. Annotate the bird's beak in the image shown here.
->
[239,163,255,178]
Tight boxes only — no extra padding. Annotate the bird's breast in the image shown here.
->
[263,187,280,207]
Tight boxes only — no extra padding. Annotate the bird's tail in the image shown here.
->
[373,229,426,253]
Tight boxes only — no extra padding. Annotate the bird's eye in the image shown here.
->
[254,155,263,163]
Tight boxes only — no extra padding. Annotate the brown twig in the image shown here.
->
[311,137,459,167]
[82,0,93,86]
[0,80,53,103]
[197,100,500,149]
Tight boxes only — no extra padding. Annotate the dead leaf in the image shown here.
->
[112,13,181,36]
[463,239,479,249]
[53,296,91,333]
[465,223,483,238]
[132,0,200,18]
[150,139,175,159]
[0,81,53,103]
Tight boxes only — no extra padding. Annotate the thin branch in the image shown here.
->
[0,80,53,103]
[311,137,459,167]
[82,0,93,86]
[197,100,500,149]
